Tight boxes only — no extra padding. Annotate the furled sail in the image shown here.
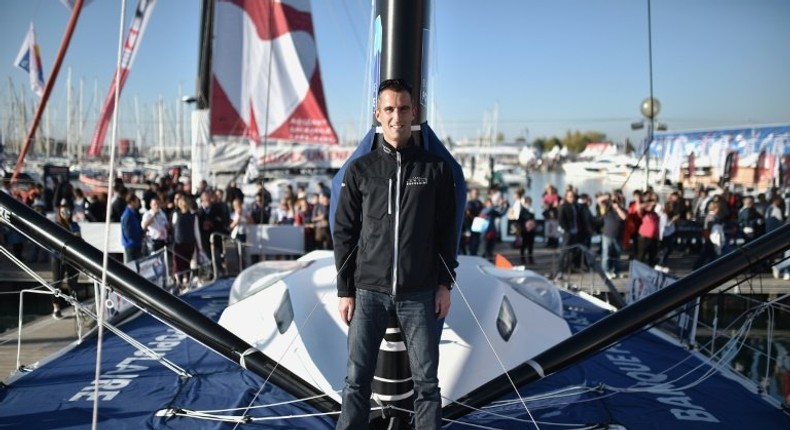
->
[210,0,338,145]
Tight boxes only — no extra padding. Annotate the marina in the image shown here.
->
[0,0,789,428]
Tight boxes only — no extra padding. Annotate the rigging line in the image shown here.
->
[763,305,775,393]
[1,242,192,373]
[438,254,542,430]
[0,244,190,376]
[93,1,128,428]
[231,245,359,430]
[167,407,344,423]
[606,315,758,394]
[487,386,601,408]
[198,390,341,414]
[433,399,601,429]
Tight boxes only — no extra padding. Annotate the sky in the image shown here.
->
[0,0,789,152]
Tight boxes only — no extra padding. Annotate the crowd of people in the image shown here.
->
[1,173,334,318]
[460,180,790,281]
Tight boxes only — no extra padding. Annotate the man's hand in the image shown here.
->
[435,285,451,319]
[338,297,355,326]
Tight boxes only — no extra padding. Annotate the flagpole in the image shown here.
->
[11,0,85,185]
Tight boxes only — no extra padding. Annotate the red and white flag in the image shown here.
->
[210,0,338,144]
[87,0,157,157]
[13,23,46,97]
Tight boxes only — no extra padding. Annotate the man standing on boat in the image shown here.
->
[333,79,457,430]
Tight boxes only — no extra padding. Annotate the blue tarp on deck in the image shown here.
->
[1,281,788,429]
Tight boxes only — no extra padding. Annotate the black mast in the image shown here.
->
[195,0,214,110]
[373,0,430,126]
[443,222,790,419]
[0,192,341,415]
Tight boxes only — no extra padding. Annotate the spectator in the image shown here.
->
[225,181,244,206]
[72,187,87,223]
[480,198,502,260]
[110,185,128,222]
[171,194,202,290]
[142,180,158,210]
[85,192,107,222]
[556,189,588,280]
[197,190,228,277]
[512,188,536,265]
[272,198,295,225]
[462,188,484,255]
[738,196,764,243]
[657,191,683,270]
[694,200,724,270]
[313,192,332,250]
[599,192,626,279]
[636,194,661,268]
[141,196,170,254]
[51,199,80,319]
[229,197,253,272]
[120,193,144,263]
[249,193,268,224]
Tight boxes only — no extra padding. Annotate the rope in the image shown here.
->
[230,245,358,430]
[238,347,257,370]
[438,254,542,430]
[92,2,127,428]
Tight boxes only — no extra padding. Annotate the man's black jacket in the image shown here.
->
[333,139,457,297]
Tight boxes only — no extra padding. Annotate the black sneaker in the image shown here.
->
[52,310,63,320]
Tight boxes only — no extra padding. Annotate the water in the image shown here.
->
[470,168,643,218]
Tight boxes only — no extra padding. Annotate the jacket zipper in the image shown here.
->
[392,152,402,295]
[388,179,392,215]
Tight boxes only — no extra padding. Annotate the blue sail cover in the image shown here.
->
[0,280,335,430]
[1,281,789,428]
[329,123,467,251]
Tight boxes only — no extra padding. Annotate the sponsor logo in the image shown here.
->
[406,177,427,186]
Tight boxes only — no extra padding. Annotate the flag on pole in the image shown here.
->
[87,0,157,157]
[13,23,46,97]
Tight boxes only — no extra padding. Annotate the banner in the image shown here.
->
[253,143,355,170]
[626,260,678,304]
[627,260,699,345]
[13,23,46,97]
[652,124,790,186]
[87,0,157,157]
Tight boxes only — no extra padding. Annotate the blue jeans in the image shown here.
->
[337,289,442,430]
[601,235,622,275]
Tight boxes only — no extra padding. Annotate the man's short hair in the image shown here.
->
[378,78,412,97]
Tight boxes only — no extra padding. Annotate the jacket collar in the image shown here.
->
[379,136,419,160]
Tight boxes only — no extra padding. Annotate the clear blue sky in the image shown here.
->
[1,0,789,150]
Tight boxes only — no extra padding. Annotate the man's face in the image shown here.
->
[375,89,415,147]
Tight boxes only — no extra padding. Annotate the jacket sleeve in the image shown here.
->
[333,164,362,297]
[435,162,458,287]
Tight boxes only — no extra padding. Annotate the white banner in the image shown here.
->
[626,260,678,304]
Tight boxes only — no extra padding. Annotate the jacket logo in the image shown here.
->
[406,177,428,186]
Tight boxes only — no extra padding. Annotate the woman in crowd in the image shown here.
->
[51,199,81,319]
[171,193,202,291]
[229,197,253,272]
